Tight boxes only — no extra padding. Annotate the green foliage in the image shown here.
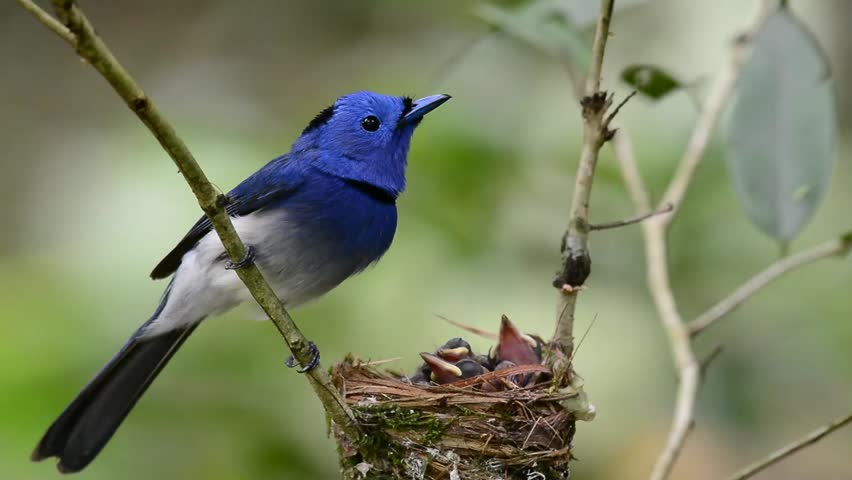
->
[475,0,591,81]
[726,9,836,245]
[620,64,683,100]
[4,1,852,479]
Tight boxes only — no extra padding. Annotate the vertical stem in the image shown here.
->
[550,0,617,382]
[585,0,614,95]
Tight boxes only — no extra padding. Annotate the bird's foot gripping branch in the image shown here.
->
[333,315,594,480]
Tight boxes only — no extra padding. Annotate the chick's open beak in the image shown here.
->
[419,352,462,384]
[495,315,541,366]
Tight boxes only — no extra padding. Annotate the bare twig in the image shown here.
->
[658,13,760,228]
[698,344,724,381]
[16,0,75,44]
[603,90,637,130]
[21,0,360,441]
[658,69,737,227]
[725,412,852,480]
[522,416,543,450]
[689,233,852,336]
[612,7,770,479]
[613,130,652,211]
[550,0,617,385]
[567,314,598,365]
[590,203,673,231]
[585,0,615,95]
[643,216,700,480]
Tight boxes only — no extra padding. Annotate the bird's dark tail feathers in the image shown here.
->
[32,284,199,474]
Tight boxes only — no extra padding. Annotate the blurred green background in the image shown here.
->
[2,1,850,479]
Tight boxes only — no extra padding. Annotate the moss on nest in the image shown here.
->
[332,358,587,479]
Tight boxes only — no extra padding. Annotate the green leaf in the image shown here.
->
[475,1,591,75]
[725,10,836,244]
[621,65,683,100]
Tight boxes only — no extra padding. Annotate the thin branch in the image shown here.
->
[643,216,700,480]
[590,203,673,231]
[612,6,769,479]
[725,412,852,480]
[603,90,637,130]
[657,13,760,227]
[22,0,360,441]
[15,0,75,45]
[698,344,724,381]
[657,63,739,225]
[567,314,598,365]
[616,131,697,480]
[550,0,617,385]
[613,130,652,211]
[585,0,615,95]
[689,234,852,336]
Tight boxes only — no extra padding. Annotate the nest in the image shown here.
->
[332,357,591,480]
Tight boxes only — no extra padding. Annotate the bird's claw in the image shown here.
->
[225,246,255,270]
[285,341,320,373]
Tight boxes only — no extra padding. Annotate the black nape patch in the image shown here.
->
[302,104,335,134]
[400,96,414,118]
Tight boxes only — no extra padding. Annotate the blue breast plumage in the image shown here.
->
[253,167,398,306]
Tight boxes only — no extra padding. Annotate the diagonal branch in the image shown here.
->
[725,412,852,480]
[21,0,360,441]
[657,18,759,227]
[689,233,852,336]
[657,62,740,226]
[16,0,75,44]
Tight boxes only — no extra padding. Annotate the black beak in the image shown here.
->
[400,94,451,125]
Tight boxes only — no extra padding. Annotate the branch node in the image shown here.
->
[552,250,592,291]
[131,96,149,114]
[580,91,610,119]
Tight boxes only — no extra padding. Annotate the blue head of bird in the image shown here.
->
[292,91,450,198]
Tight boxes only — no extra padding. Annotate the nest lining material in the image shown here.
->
[333,358,589,479]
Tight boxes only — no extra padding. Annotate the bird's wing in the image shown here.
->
[149,155,304,279]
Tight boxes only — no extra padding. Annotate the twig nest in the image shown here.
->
[333,358,584,480]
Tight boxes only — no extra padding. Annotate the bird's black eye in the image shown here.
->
[361,115,380,132]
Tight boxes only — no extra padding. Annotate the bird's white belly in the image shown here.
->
[141,210,349,337]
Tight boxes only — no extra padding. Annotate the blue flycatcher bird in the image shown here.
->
[32,91,450,473]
